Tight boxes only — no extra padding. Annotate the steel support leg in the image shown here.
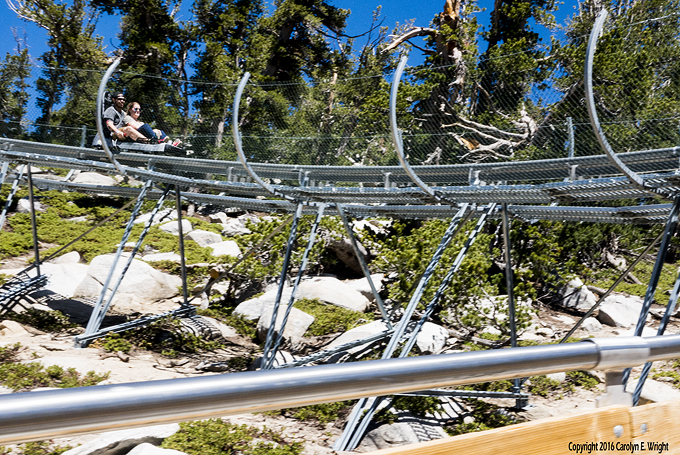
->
[175,185,189,307]
[502,203,527,409]
[262,203,326,370]
[26,166,41,276]
[0,165,25,229]
[623,196,680,384]
[633,267,680,405]
[334,203,473,452]
[336,204,391,326]
[78,180,153,347]
[260,202,303,369]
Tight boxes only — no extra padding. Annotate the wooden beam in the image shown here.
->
[369,400,680,455]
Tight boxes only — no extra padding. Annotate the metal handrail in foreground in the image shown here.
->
[0,335,679,445]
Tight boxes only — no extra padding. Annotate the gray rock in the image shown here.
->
[627,378,680,405]
[127,443,187,455]
[297,276,370,312]
[560,278,597,313]
[344,274,384,300]
[250,350,297,369]
[185,229,222,247]
[49,251,81,264]
[415,322,448,354]
[73,253,181,309]
[233,286,294,321]
[134,209,177,226]
[142,252,182,263]
[581,317,603,333]
[324,320,389,355]
[327,237,368,274]
[256,305,314,346]
[535,327,554,337]
[359,423,420,451]
[546,372,566,383]
[62,424,180,455]
[208,212,228,224]
[159,220,193,236]
[222,218,251,236]
[209,240,241,257]
[71,172,117,186]
[597,294,646,328]
[17,198,45,213]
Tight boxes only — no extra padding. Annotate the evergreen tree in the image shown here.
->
[0,33,30,139]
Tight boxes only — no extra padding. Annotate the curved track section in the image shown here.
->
[584,9,667,198]
[95,57,127,176]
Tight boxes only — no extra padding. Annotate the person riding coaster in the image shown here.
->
[95,91,185,156]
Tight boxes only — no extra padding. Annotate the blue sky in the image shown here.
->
[1,0,579,65]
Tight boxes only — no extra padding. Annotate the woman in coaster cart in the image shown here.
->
[124,102,182,147]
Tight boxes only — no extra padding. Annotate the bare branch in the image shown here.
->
[382,27,439,53]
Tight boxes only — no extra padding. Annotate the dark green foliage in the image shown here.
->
[0,358,109,392]
[527,375,561,397]
[293,298,372,337]
[101,333,132,354]
[282,401,354,426]
[161,419,303,455]
[444,399,515,436]
[0,441,72,455]
[391,395,442,418]
[5,309,77,333]
[0,343,22,363]
[565,371,599,391]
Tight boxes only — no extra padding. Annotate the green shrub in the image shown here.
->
[444,399,514,436]
[161,419,302,455]
[5,309,77,333]
[279,401,354,426]
[527,375,561,397]
[101,333,132,353]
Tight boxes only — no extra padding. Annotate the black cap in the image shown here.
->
[113,92,125,99]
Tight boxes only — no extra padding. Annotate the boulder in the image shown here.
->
[597,294,646,328]
[208,212,228,224]
[7,260,90,298]
[233,286,294,321]
[415,322,449,354]
[358,422,420,451]
[159,220,192,235]
[256,305,314,346]
[209,241,241,258]
[71,172,117,187]
[62,423,180,455]
[185,229,222,247]
[222,218,252,236]
[580,317,603,333]
[560,278,597,313]
[73,253,181,311]
[0,320,30,337]
[297,276,370,312]
[344,274,384,300]
[127,443,187,455]
[50,251,82,264]
[134,209,177,226]
[142,252,182,263]
[324,320,389,356]
[16,198,45,213]
[627,378,680,405]
[327,237,368,274]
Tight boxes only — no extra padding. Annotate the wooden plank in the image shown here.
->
[369,405,631,455]
[630,400,680,453]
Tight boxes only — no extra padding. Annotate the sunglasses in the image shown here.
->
[132,108,140,112]
[116,98,125,101]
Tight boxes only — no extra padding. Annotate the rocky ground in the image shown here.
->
[1,194,680,454]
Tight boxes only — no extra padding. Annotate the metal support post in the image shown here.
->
[633,267,680,405]
[260,202,303,369]
[263,203,326,370]
[336,204,391,326]
[623,196,680,385]
[0,165,25,230]
[597,371,633,408]
[175,185,189,307]
[26,166,41,277]
[78,180,153,347]
[0,162,9,185]
[502,203,527,409]
[335,203,474,452]
[566,117,574,159]
[80,125,87,148]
